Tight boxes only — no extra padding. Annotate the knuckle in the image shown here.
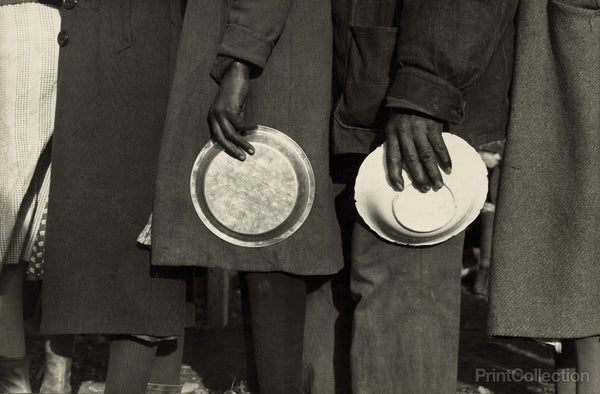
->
[223,108,236,117]
[426,120,442,131]
[428,171,442,183]
[403,153,420,167]
[412,176,427,187]
[389,174,402,184]
[384,123,397,136]
[440,158,452,167]
[210,104,224,114]
[386,164,401,178]
[397,114,412,126]
[418,149,435,162]
[412,117,427,128]
[225,131,239,140]
[430,140,446,151]
[386,146,401,160]
[385,154,396,166]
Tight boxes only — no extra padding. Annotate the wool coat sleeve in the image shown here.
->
[210,0,293,80]
[386,0,518,124]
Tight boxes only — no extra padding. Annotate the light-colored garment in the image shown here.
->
[137,213,152,247]
[0,3,60,266]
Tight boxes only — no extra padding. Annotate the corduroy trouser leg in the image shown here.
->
[350,220,464,394]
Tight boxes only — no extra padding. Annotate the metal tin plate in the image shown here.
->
[190,125,315,247]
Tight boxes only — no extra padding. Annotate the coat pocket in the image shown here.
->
[547,0,600,97]
[108,0,132,53]
[334,26,397,132]
[546,0,600,151]
[550,0,600,10]
[80,0,132,53]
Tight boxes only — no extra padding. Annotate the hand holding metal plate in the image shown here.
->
[207,60,257,161]
[190,125,315,247]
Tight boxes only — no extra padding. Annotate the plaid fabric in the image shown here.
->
[137,213,153,247]
[0,3,59,266]
[26,204,47,280]
[26,171,49,280]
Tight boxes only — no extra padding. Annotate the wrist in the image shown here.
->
[388,108,441,123]
[226,60,250,79]
[211,57,251,83]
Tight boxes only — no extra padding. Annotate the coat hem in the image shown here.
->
[151,256,344,276]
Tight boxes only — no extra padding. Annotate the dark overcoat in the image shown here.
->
[152,0,344,275]
[490,0,600,338]
[41,0,188,336]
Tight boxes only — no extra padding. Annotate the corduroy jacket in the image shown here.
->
[331,0,519,154]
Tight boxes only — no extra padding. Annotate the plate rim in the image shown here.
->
[354,133,488,246]
[190,125,316,247]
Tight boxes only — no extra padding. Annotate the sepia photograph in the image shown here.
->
[0,0,594,393]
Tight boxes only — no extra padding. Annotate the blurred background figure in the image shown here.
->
[463,140,504,298]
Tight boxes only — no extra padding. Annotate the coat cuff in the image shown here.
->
[386,68,464,124]
[219,23,274,70]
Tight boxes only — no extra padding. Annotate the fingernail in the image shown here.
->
[248,148,254,155]
[444,167,452,175]
[238,154,246,161]
[421,185,431,193]
[434,182,443,191]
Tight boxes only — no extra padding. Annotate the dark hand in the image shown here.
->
[384,110,452,192]
[208,61,257,161]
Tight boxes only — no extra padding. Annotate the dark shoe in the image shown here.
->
[0,357,32,393]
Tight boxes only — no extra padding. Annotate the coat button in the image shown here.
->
[57,31,70,47]
[63,0,77,9]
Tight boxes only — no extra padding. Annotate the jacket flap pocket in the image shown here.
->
[335,26,397,130]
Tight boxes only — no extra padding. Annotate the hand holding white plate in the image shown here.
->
[355,133,488,246]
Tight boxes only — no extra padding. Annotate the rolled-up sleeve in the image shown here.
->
[386,0,518,123]
[211,0,293,81]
